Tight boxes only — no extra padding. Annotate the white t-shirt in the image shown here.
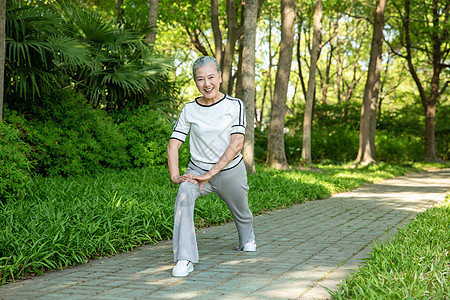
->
[170,94,246,171]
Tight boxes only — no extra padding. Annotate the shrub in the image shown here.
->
[8,90,131,176]
[376,131,423,163]
[0,122,32,203]
[436,103,450,160]
[118,106,190,168]
[254,128,268,164]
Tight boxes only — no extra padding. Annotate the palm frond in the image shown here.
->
[47,35,92,68]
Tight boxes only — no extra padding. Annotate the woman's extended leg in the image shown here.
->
[214,161,255,250]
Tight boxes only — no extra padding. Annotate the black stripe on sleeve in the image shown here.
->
[172,130,188,136]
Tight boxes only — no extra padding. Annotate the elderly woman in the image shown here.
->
[167,56,256,277]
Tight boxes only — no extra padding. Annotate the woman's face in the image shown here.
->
[194,62,223,101]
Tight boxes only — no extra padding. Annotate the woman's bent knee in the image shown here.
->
[175,182,198,207]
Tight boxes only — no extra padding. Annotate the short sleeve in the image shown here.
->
[230,99,246,136]
[170,106,190,142]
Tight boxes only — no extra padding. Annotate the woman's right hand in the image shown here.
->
[171,173,198,185]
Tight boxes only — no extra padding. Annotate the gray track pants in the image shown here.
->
[173,159,255,263]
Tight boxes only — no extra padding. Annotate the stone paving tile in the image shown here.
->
[0,169,448,300]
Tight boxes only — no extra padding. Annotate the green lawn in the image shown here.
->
[330,193,450,299]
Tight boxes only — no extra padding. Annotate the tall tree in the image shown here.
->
[296,9,307,101]
[0,0,5,122]
[301,0,323,166]
[221,0,242,94]
[241,0,259,173]
[355,0,387,165]
[116,0,124,20]
[266,0,296,169]
[146,0,159,44]
[390,0,449,162]
[210,0,222,64]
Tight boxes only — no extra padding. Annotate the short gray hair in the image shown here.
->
[192,56,221,79]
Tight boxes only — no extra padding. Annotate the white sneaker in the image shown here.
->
[237,240,257,251]
[172,260,194,277]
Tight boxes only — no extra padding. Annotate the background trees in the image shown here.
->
[356,0,387,166]
[387,0,449,162]
[266,0,296,169]
[1,0,448,178]
[301,0,322,166]
[241,0,259,173]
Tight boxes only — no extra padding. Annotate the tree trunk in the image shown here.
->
[422,27,440,162]
[266,0,295,170]
[146,0,159,44]
[241,0,258,174]
[116,0,124,21]
[355,0,386,165]
[0,0,5,123]
[210,0,223,64]
[301,0,322,166]
[296,12,307,101]
[258,10,274,127]
[424,102,437,161]
[322,44,334,104]
[336,46,342,103]
[221,0,240,94]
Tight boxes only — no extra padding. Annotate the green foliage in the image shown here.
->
[0,122,32,203]
[254,129,269,164]
[5,0,91,99]
[56,0,177,109]
[331,194,450,299]
[436,103,450,161]
[5,0,177,111]
[275,101,448,164]
[375,132,423,163]
[7,90,131,176]
[275,102,361,165]
[0,163,417,283]
[0,168,175,283]
[117,106,185,167]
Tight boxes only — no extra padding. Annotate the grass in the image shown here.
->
[0,162,446,284]
[330,193,450,299]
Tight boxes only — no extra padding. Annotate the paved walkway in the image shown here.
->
[1,169,449,300]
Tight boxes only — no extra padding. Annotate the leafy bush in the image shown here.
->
[0,122,32,203]
[7,90,131,176]
[376,131,423,163]
[118,106,190,167]
[254,128,268,164]
[5,1,177,110]
[436,103,450,160]
[0,168,176,283]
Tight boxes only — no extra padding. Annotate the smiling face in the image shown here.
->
[194,62,223,104]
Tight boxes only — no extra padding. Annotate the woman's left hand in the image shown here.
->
[190,173,212,192]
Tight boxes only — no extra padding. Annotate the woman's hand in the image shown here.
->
[190,173,212,192]
[171,173,198,185]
